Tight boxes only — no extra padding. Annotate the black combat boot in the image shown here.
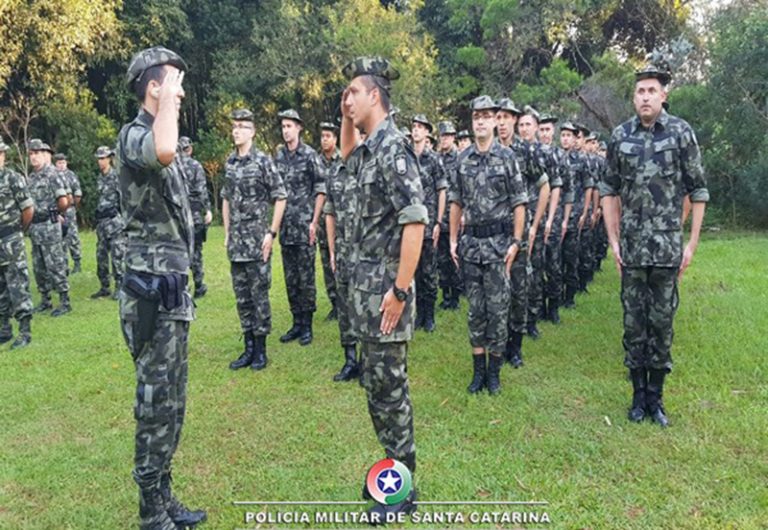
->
[10,317,31,349]
[72,259,81,274]
[250,335,268,371]
[325,303,338,321]
[160,471,207,528]
[333,344,359,382]
[506,332,524,368]
[527,316,540,340]
[90,286,111,299]
[547,298,561,324]
[0,319,12,344]
[439,288,450,310]
[467,354,486,394]
[229,331,255,370]
[563,286,576,308]
[646,369,670,427]
[279,313,302,343]
[449,287,461,310]
[33,294,53,313]
[423,302,436,333]
[51,292,72,317]
[193,283,207,299]
[628,368,647,423]
[414,300,424,330]
[139,486,177,530]
[298,312,313,346]
[486,354,504,395]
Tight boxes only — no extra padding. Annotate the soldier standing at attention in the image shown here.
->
[450,96,527,395]
[116,46,206,529]
[275,109,325,347]
[53,153,83,273]
[316,121,341,321]
[436,120,462,310]
[575,125,597,294]
[91,146,126,300]
[178,137,212,299]
[223,109,287,372]
[411,114,447,332]
[0,139,35,348]
[26,139,71,317]
[601,64,708,427]
[340,56,427,517]
[456,130,472,153]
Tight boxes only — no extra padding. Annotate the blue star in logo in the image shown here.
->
[376,469,402,494]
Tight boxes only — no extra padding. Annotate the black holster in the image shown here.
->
[123,270,187,353]
[194,224,207,243]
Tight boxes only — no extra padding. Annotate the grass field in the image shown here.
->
[1,228,766,529]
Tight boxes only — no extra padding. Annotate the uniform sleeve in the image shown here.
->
[599,135,622,198]
[53,172,68,199]
[193,161,211,211]
[385,141,428,226]
[10,171,34,211]
[434,156,448,191]
[265,157,287,201]
[680,125,709,203]
[505,154,528,209]
[545,149,563,189]
[71,172,83,197]
[119,122,163,172]
[311,152,326,196]
[532,148,549,189]
[220,162,232,201]
[448,157,463,206]
[323,190,336,216]
[582,159,596,190]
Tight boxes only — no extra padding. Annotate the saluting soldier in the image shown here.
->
[91,146,126,300]
[316,121,342,321]
[53,153,83,273]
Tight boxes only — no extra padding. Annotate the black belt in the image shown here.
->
[0,225,20,238]
[464,220,512,238]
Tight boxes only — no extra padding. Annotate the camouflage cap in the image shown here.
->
[178,136,192,150]
[94,145,114,158]
[635,64,671,86]
[539,114,558,124]
[574,122,590,135]
[586,132,599,142]
[522,105,541,122]
[0,139,8,152]
[278,108,303,125]
[456,129,472,140]
[437,121,457,136]
[411,114,433,132]
[53,153,67,161]
[320,121,339,132]
[342,56,400,83]
[471,95,499,112]
[126,46,187,87]
[230,108,254,122]
[496,98,522,115]
[28,138,53,152]
[560,121,580,133]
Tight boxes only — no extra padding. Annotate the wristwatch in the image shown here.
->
[510,238,522,249]
[392,284,409,302]
[269,229,277,239]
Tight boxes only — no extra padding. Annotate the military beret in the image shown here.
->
[28,139,53,153]
[178,136,192,150]
[342,56,400,84]
[471,95,499,112]
[560,121,580,133]
[635,64,671,86]
[230,108,254,122]
[437,121,457,136]
[522,105,541,122]
[0,140,8,152]
[496,98,522,115]
[411,114,433,133]
[456,129,471,140]
[278,108,303,125]
[53,153,67,161]
[94,145,114,158]
[126,46,187,87]
[539,114,558,124]
[320,121,339,132]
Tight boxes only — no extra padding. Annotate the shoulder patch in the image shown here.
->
[395,154,407,175]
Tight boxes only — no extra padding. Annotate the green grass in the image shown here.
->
[1,228,766,529]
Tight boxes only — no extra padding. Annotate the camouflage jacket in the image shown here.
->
[509,138,549,221]
[347,118,428,343]
[58,168,81,220]
[600,111,709,268]
[439,148,459,227]
[449,140,528,264]
[563,149,595,225]
[416,148,448,238]
[323,159,356,283]
[179,153,210,225]
[275,141,325,246]
[0,168,33,246]
[221,146,287,263]
[95,168,125,237]
[27,164,67,246]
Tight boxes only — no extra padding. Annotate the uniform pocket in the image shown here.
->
[360,168,387,218]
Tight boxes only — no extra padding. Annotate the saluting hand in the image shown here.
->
[380,288,405,335]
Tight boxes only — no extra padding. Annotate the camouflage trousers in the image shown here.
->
[544,228,563,302]
[415,239,438,307]
[96,225,126,290]
[64,209,81,262]
[462,260,510,355]
[282,244,317,315]
[578,224,594,280]
[436,231,462,291]
[31,241,69,296]
[507,249,529,335]
[121,318,189,489]
[562,225,580,292]
[0,235,33,322]
[527,228,545,322]
[360,340,416,473]
[192,224,206,288]
[317,214,337,309]
[231,260,272,335]
[593,221,608,267]
[335,272,356,346]
[621,267,678,372]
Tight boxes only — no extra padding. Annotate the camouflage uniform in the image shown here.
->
[592,154,609,269]
[222,146,286,336]
[561,143,594,306]
[58,167,83,268]
[179,150,210,294]
[0,166,34,346]
[317,148,341,316]
[542,142,573,314]
[577,149,599,288]
[94,167,126,292]
[437,146,463,306]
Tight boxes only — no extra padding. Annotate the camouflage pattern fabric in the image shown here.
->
[0,168,34,324]
[415,240,438,307]
[179,153,210,288]
[543,145,571,302]
[414,149,446,309]
[316,149,342,309]
[230,261,272,334]
[562,150,594,292]
[527,228,545,321]
[462,260,510,354]
[95,168,126,289]
[437,148,463,292]
[282,245,317,315]
[59,168,82,262]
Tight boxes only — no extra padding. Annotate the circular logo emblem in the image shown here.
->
[366,459,412,505]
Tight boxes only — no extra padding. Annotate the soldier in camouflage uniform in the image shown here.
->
[436,120,462,310]
[53,153,83,273]
[601,65,708,428]
[450,96,528,395]
[316,121,341,321]
[456,129,472,153]
[275,109,326,347]
[340,57,427,518]
[26,139,72,317]
[0,140,34,348]
[538,114,573,324]
[575,124,597,293]
[178,137,212,299]
[587,134,609,272]
[222,109,287,372]
[411,114,447,332]
[496,98,549,366]
[91,146,126,300]
[116,46,205,530]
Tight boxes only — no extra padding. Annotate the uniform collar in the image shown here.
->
[362,117,393,152]
[632,109,669,133]
[137,108,155,128]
